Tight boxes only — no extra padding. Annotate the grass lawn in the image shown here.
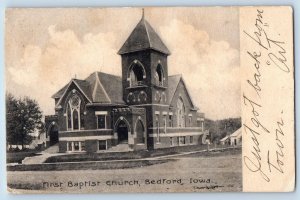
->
[44,144,230,163]
[7,148,242,193]
[7,146,240,172]
[182,146,241,157]
[7,150,41,164]
[7,159,174,171]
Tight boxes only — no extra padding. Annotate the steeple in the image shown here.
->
[142,8,145,20]
[119,10,170,106]
[118,9,170,55]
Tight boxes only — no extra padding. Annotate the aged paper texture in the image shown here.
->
[240,6,294,192]
[5,7,294,193]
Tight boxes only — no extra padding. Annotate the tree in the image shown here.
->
[6,93,44,150]
[6,94,19,149]
[205,117,241,144]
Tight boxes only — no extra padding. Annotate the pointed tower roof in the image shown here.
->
[118,13,170,55]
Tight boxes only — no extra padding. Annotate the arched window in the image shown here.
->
[177,97,185,127]
[67,104,72,129]
[80,112,85,129]
[135,119,145,144]
[66,93,85,130]
[128,61,146,87]
[73,109,79,130]
[155,64,164,86]
[138,91,147,102]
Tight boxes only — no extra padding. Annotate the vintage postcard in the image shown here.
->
[5,7,294,193]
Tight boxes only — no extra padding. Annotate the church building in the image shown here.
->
[45,14,206,153]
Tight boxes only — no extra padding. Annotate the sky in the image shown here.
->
[5,7,241,120]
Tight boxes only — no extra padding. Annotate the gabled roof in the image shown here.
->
[220,136,230,142]
[73,79,93,102]
[220,128,242,142]
[118,17,170,55]
[230,128,242,137]
[85,72,111,103]
[52,72,125,106]
[53,72,198,109]
[86,72,124,104]
[52,84,68,99]
[167,74,197,110]
[54,79,93,108]
[167,74,182,104]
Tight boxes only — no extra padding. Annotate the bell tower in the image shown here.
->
[118,11,170,106]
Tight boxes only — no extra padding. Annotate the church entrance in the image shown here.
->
[49,124,59,146]
[136,120,145,144]
[117,120,129,144]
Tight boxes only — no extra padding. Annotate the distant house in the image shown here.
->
[44,14,206,153]
[220,135,230,145]
[7,130,46,151]
[220,128,242,146]
[230,128,242,146]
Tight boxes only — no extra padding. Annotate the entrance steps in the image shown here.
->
[22,144,60,164]
[108,143,133,152]
[42,143,59,154]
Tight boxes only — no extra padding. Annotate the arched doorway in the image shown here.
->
[49,123,59,146]
[117,120,129,144]
[135,119,145,144]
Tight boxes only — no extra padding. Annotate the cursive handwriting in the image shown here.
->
[243,9,290,74]
[243,9,269,50]
[267,112,285,173]
[243,94,270,182]
[246,51,262,97]
[243,94,269,133]
[242,9,288,183]
[267,39,290,73]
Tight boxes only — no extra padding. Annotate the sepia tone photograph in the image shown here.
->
[6,7,243,193]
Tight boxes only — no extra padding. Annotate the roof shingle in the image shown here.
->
[118,18,170,55]
[167,74,182,104]
[52,72,124,105]
[53,72,196,109]
[167,74,197,110]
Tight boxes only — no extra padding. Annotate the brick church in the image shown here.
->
[45,14,206,153]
